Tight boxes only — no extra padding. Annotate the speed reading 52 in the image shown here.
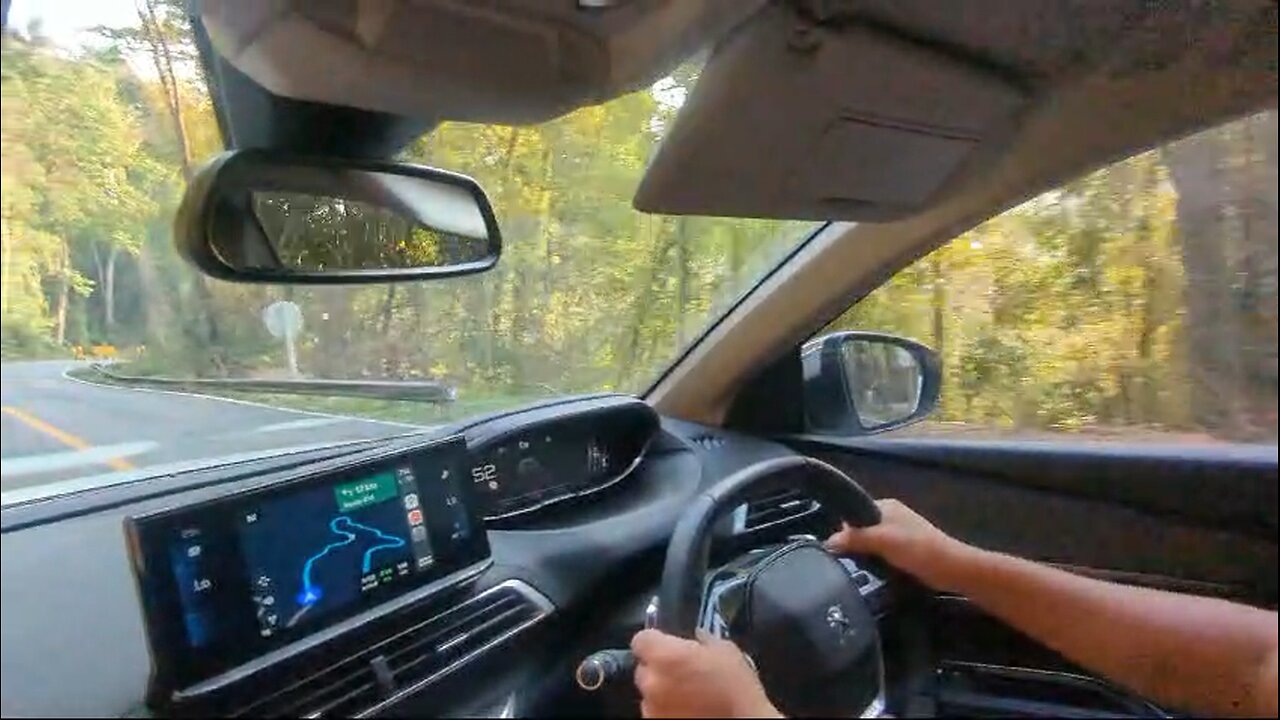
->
[471,464,498,484]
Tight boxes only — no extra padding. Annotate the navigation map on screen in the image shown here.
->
[238,467,434,636]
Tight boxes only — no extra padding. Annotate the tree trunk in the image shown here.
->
[90,243,105,336]
[929,253,945,357]
[135,242,169,345]
[1162,132,1243,437]
[136,0,228,368]
[379,284,396,336]
[1133,159,1161,424]
[1233,111,1278,437]
[137,0,192,180]
[539,144,555,303]
[466,127,522,376]
[674,217,690,347]
[54,244,70,345]
[104,246,119,335]
[617,219,677,386]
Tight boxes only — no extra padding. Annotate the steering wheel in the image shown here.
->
[655,456,885,717]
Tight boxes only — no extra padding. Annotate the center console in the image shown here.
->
[127,435,546,716]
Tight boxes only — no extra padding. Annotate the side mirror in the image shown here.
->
[176,150,502,284]
[802,332,941,435]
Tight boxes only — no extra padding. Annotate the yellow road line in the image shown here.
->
[1,405,135,472]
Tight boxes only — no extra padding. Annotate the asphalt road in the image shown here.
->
[1,361,425,497]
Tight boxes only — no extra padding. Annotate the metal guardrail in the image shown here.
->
[88,363,456,404]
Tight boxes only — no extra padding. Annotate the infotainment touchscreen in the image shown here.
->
[237,467,437,636]
[127,435,490,689]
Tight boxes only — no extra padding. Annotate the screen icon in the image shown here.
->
[407,509,424,526]
[403,493,419,510]
[411,525,428,542]
[186,544,202,558]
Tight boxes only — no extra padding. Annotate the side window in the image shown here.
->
[820,111,1278,443]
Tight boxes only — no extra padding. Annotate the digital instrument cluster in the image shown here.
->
[468,402,659,519]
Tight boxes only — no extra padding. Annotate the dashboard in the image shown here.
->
[0,393,1179,719]
[108,397,666,714]
[2,394,698,717]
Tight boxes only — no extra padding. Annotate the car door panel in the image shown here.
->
[789,436,1277,604]
[787,435,1276,717]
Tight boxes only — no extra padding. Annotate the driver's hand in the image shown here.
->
[825,498,970,592]
[631,628,782,719]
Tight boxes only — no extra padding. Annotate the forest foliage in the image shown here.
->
[1,5,1275,442]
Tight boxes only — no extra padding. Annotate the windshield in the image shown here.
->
[0,3,813,498]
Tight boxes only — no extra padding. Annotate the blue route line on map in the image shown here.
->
[297,516,406,606]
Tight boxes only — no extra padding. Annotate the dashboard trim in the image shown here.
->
[936,660,1170,717]
[730,497,821,534]
[355,579,555,717]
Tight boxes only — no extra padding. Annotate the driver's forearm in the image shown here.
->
[935,545,1278,718]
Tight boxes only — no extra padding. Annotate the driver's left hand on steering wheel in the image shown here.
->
[631,628,783,719]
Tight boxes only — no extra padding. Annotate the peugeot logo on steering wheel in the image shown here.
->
[826,604,854,639]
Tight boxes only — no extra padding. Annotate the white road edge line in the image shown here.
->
[59,366,426,430]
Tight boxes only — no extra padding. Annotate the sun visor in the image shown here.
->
[634,3,1028,222]
[199,0,763,126]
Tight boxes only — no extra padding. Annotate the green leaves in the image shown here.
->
[2,14,1273,446]
[827,121,1277,441]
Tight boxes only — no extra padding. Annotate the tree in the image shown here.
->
[1,15,1274,444]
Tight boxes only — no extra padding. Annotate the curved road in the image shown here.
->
[1,361,424,498]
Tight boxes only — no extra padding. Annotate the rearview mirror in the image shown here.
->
[176,150,501,283]
[802,332,941,434]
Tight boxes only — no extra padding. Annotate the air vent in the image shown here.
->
[236,581,551,718]
[734,488,820,533]
[689,433,727,451]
